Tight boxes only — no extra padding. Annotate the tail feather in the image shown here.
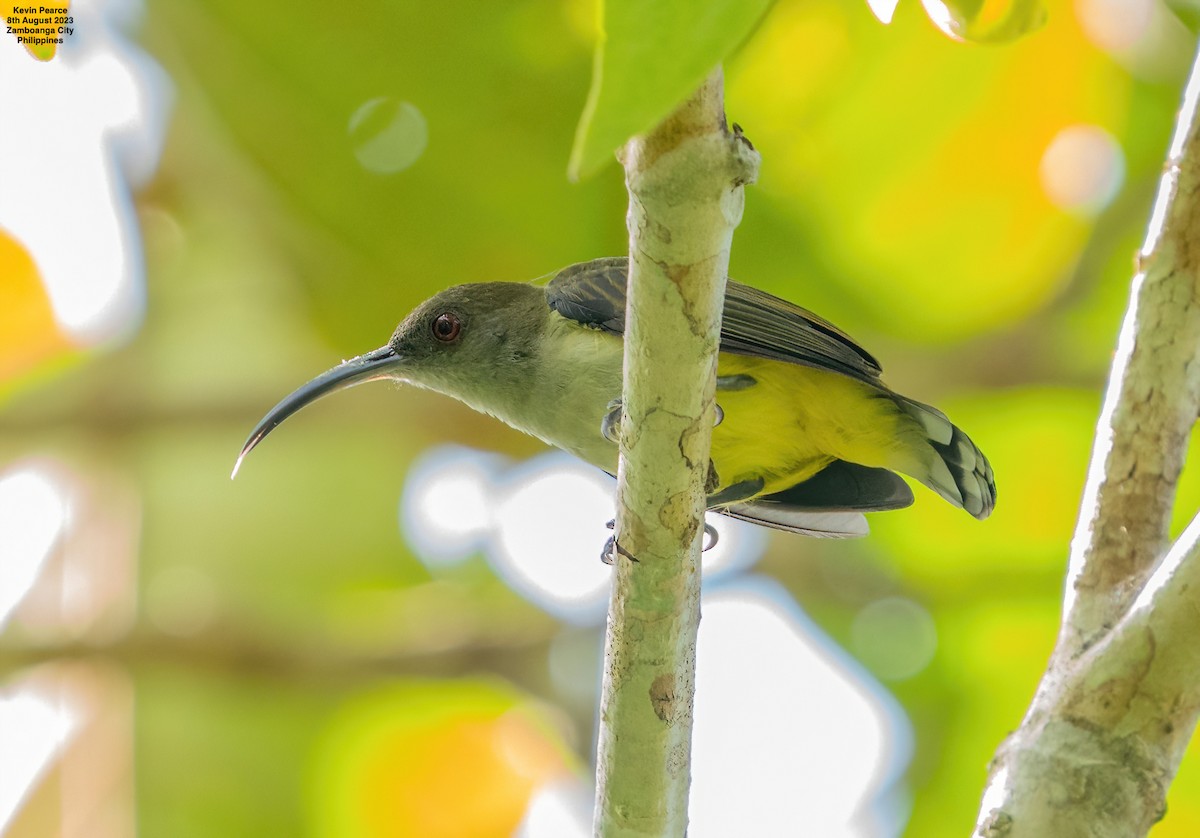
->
[899,398,996,519]
[719,505,869,538]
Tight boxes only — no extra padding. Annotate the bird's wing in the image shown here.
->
[544,257,883,384]
[718,506,870,538]
[715,460,912,537]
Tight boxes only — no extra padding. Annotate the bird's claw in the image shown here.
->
[601,398,623,444]
[604,398,721,441]
[602,519,638,565]
[601,535,640,565]
[600,518,719,563]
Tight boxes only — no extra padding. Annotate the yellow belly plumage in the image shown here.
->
[510,312,968,515]
[709,355,926,499]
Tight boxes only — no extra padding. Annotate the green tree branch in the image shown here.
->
[592,68,759,836]
[975,36,1200,838]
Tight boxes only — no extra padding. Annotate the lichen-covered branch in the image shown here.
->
[592,69,759,837]
[974,513,1200,837]
[1058,40,1200,662]
[974,39,1200,838]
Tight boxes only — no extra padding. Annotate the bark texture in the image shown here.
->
[974,40,1200,837]
[592,69,759,837]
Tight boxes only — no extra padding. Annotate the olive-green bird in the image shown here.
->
[235,257,995,537]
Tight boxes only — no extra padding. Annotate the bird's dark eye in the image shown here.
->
[431,312,462,343]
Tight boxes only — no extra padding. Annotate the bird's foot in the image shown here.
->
[603,397,725,444]
[600,519,720,564]
[601,520,638,565]
[601,398,623,444]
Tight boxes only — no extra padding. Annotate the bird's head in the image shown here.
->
[232,282,545,477]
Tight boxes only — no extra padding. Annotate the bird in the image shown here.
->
[234,257,995,540]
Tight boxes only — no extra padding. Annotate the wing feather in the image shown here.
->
[545,257,881,384]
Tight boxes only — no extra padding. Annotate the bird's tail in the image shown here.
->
[897,397,996,519]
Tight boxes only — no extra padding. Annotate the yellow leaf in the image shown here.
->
[310,681,576,838]
[0,228,72,383]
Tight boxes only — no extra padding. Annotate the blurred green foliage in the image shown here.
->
[568,0,773,177]
[5,0,1200,834]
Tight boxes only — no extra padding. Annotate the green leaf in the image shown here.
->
[568,0,774,180]
[920,0,1047,43]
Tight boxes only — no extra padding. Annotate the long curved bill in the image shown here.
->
[232,345,402,479]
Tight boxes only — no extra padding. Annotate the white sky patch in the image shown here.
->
[515,778,592,838]
[400,446,507,567]
[690,580,911,838]
[918,0,964,41]
[0,0,171,345]
[0,685,78,833]
[401,447,773,622]
[403,448,912,831]
[523,581,913,836]
[865,0,902,25]
[489,456,616,624]
[0,463,71,628]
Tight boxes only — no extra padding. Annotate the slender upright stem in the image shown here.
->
[974,38,1200,837]
[592,68,759,837]
[1058,35,1200,662]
